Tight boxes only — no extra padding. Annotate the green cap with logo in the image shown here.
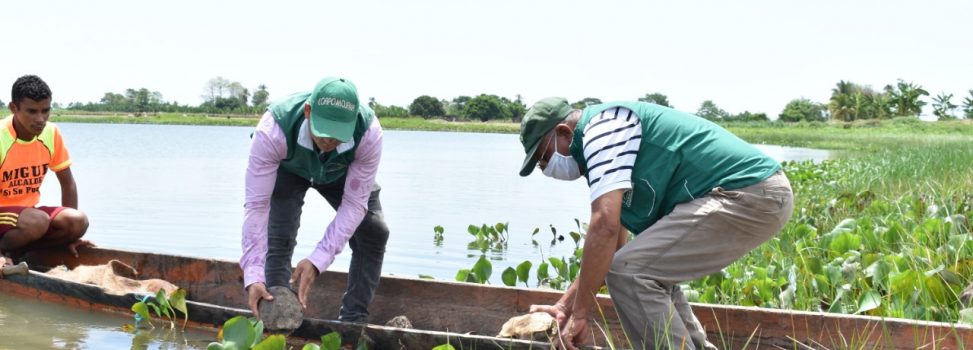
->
[307,77,360,143]
[519,97,574,177]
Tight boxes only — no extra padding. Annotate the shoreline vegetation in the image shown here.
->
[43,112,525,134]
[35,111,973,151]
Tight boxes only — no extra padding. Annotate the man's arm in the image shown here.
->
[54,168,78,209]
[305,118,383,273]
[240,112,287,288]
[539,216,629,315]
[570,189,626,320]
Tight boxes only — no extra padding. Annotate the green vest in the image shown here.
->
[569,102,781,234]
[270,92,374,185]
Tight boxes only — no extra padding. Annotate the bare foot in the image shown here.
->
[67,239,96,257]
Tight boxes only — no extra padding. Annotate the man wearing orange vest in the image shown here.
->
[0,75,91,270]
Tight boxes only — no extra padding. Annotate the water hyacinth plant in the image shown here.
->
[130,288,188,329]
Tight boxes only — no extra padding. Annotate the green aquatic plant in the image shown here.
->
[433,225,445,246]
[207,316,285,350]
[455,255,493,284]
[130,288,188,330]
[466,222,509,252]
[301,331,341,350]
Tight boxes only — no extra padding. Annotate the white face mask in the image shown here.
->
[541,134,582,181]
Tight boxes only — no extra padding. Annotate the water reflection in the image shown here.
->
[0,292,212,349]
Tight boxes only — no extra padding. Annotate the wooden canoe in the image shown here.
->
[1,246,971,349]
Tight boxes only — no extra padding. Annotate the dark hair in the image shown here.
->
[11,75,52,105]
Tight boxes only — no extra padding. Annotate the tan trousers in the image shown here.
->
[605,171,794,350]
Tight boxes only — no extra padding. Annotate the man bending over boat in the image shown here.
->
[240,77,389,323]
[0,75,91,270]
[517,97,793,350]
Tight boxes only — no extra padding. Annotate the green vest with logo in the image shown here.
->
[569,102,781,234]
[270,92,374,185]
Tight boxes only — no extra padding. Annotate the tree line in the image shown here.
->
[64,77,270,115]
[56,77,973,122]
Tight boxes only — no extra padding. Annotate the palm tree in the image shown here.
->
[932,93,958,120]
[963,90,973,119]
[884,79,929,117]
[829,80,858,121]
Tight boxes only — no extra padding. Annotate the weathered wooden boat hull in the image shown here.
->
[2,247,971,349]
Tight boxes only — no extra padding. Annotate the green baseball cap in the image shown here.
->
[519,97,574,177]
[307,77,360,143]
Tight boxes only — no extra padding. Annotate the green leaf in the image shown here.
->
[431,344,456,350]
[418,274,434,279]
[531,228,539,236]
[924,273,949,304]
[222,316,256,350]
[828,218,857,236]
[569,231,581,245]
[132,301,151,325]
[146,302,162,318]
[302,345,321,350]
[516,260,532,284]
[155,290,175,321]
[169,288,189,329]
[537,262,549,281]
[501,267,517,286]
[889,270,920,297]
[455,269,471,282]
[549,257,565,275]
[467,224,478,235]
[828,284,850,313]
[207,343,227,350]
[472,255,493,284]
[829,232,861,255]
[253,335,286,350]
[855,291,882,314]
[249,319,264,346]
[321,332,341,350]
[434,225,444,234]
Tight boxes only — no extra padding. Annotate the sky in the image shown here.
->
[4,0,972,118]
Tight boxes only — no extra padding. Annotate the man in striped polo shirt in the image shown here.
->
[520,97,793,350]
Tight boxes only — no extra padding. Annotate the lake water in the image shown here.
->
[0,292,213,350]
[1,122,831,348]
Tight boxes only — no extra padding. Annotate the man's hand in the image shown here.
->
[0,254,10,279]
[529,303,570,326]
[290,259,319,310]
[246,282,274,318]
[556,316,589,350]
[67,239,95,258]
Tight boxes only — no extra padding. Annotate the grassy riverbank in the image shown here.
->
[41,111,973,142]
